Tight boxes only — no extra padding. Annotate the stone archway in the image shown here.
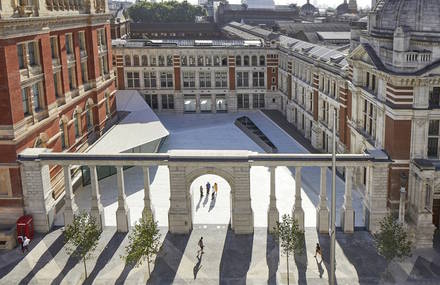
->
[168,163,253,235]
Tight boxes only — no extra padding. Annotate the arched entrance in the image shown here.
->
[189,174,231,225]
[168,164,253,234]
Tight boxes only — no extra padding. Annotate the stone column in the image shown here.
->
[168,165,192,234]
[116,166,130,232]
[90,165,105,231]
[232,166,254,234]
[292,167,304,231]
[316,167,329,233]
[341,167,355,233]
[63,165,78,227]
[142,166,154,220]
[267,166,279,233]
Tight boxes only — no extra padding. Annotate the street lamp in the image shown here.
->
[330,111,337,285]
[398,172,408,224]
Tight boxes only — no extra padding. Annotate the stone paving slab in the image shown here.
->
[1,227,439,284]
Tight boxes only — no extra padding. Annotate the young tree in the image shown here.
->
[272,214,305,285]
[374,214,412,279]
[122,214,161,275]
[64,211,101,279]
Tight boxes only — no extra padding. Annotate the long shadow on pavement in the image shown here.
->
[266,231,279,285]
[18,232,65,285]
[84,232,128,285]
[51,246,82,285]
[294,237,308,285]
[219,227,254,285]
[146,231,190,285]
[317,231,336,284]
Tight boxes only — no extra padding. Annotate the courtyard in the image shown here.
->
[1,111,440,284]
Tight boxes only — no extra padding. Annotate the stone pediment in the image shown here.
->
[347,44,381,69]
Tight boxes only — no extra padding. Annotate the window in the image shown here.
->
[144,94,158,109]
[167,55,173,66]
[221,56,227,66]
[127,71,140,88]
[17,44,25,69]
[259,55,265,66]
[28,42,36,66]
[243,55,249,66]
[105,93,110,116]
[183,71,195,88]
[32,83,40,111]
[252,72,264,88]
[50,37,58,59]
[65,34,73,55]
[428,120,440,158]
[133,55,140,66]
[54,72,61,97]
[362,99,377,138]
[78,31,86,52]
[237,71,249,88]
[81,62,88,83]
[253,94,265,108]
[197,56,204,66]
[99,55,108,76]
[86,103,93,129]
[199,71,211,88]
[236,55,241,66]
[429,87,440,107]
[215,71,227,88]
[68,67,76,90]
[160,72,173,88]
[158,55,165,66]
[213,56,220,66]
[251,55,257,66]
[22,88,29,115]
[366,71,370,88]
[150,55,156,66]
[97,28,107,49]
[161,94,174,109]
[237,94,249,109]
[143,72,156,88]
[141,55,148,66]
[205,56,212,66]
[73,110,81,138]
[181,55,187,66]
[124,55,131,66]
[59,120,67,150]
[189,56,196,66]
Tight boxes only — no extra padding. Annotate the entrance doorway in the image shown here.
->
[190,174,231,225]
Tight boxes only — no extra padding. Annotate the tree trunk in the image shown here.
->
[147,256,151,275]
[286,252,290,285]
[83,257,88,279]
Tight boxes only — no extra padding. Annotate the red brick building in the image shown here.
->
[0,1,116,224]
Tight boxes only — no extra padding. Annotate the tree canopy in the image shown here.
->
[128,1,207,23]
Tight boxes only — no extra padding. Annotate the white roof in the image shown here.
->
[87,90,169,154]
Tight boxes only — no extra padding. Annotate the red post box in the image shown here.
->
[17,215,34,243]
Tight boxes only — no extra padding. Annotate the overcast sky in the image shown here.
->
[129,0,372,9]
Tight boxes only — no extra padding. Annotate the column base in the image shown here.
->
[341,207,354,233]
[232,209,254,234]
[116,207,131,232]
[142,205,155,221]
[316,205,329,234]
[168,210,192,234]
[267,207,279,233]
[411,214,436,248]
[292,207,305,231]
[90,206,105,231]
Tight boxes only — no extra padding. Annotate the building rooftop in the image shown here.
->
[112,39,263,48]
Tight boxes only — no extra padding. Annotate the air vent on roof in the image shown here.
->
[330,54,345,63]
[301,46,314,53]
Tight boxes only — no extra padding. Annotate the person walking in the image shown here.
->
[211,191,215,200]
[200,185,204,198]
[214,182,218,194]
[22,235,30,253]
[314,243,322,258]
[197,237,204,256]
[206,182,211,196]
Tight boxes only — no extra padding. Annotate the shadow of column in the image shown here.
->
[266,232,279,285]
[294,237,308,285]
[18,232,65,285]
[219,227,254,285]
[146,231,190,285]
[84,232,128,285]
[50,247,81,285]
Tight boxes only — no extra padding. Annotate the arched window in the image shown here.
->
[259,55,265,66]
[73,109,81,138]
[251,55,257,66]
[235,55,241,66]
[243,55,249,66]
[133,55,140,66]
[124,55,131,66]
[141,55,148,66]
[59,119,68,150]
[85,100,93,130]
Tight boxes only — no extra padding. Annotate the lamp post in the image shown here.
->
[398,172,408,224]
[330,111,336,285]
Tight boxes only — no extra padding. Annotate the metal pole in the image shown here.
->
[330,111,337,285]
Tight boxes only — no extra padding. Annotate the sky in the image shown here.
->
[128,0,372,9]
